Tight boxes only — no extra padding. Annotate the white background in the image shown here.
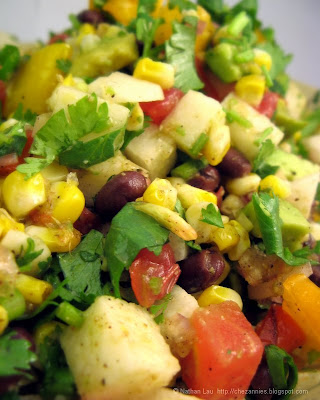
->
[0,0,319,87]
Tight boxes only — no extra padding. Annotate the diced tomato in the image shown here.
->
[19,129,33,161]
[0,80,6,107]
[255,304,306,354]
[140,88,184,125]
[181,301,264,400]
[74,207,102,235]
[255,91,279,119]
[195,58,235,102]
[48,33,69,44]
[129,243,181,307]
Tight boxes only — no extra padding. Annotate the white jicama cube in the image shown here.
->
[124,124,177,181]
[161,90,226,158]
[222,93,284,161]
[60,296,180,400]
[88,72,164,103]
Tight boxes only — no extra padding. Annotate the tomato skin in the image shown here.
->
[0,80,6,106]
[129,243,181,307]
[255,304,305,354]
[48,33,69,44]
[181,301,263,400]
[74,207,102,235]
[140,88,184,125]
[255,91,279,119]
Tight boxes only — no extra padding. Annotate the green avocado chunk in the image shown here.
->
[70,32,138,78]
[243,198,310,251]
[275,99,307,134]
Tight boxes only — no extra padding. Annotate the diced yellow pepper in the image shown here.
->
[2,171,46,218]
[253,48,272,71]
[0,208,24,238]
[210,222,240,252]
[143,178,177,210]
[235,74,266,107]
[226,173,261,196]
[16,274,53,305]
[50,181,85,224]
[283,274,320,351]
[25,225,81,253]
[175,183,217,209]
[154,4,183,45]
[34,321,63,347]
[195,6,215,57]
[4,43,72,116]
[259,175,291,199]
[0,305,8,335]
[198,285,243,309]
[133,58,175,90]
[227,220,251,261]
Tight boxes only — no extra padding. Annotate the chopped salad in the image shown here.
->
[0,0,320,399]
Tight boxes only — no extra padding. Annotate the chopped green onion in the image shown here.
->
[224,109,253,128]
[171,158,208,180]
[55,302,84,327]
[234,49,254,64]
[227,12,250,37]
[261,65,273,87]
[0,289,26,321]
[254,127,273,146]
[189,133,209,157]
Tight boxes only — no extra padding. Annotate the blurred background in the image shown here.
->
[0,0,319,87]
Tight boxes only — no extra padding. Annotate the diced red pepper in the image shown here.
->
[255,91,279,119]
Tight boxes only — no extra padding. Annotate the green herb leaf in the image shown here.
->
[149,294,172,324]
[257,41,292,81]
[137,0,159,14]
[254,127,273,146]
[198,0,225,20]
[16,237,43,269]
[265,344,298,399]
[0,121,26,157]
[56,59,72,74]
[189,132,209,157]
[307,349,320,365]
[224,109,252,128]
[165,16,204,92]
[186,241,201,251]
[174,198,185,219]
[0,45,20,81]
[68,14,81,31]
[105,203,169,297]
[0,330,37,378]
[93,0,107,9]
[168,0,197,11]
[200,203,224,228]
[253,139,279,178]
[59,230,104,304]
[13,103,37,126]
[135,14,163,58]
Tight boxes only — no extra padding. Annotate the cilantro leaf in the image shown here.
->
[253,139,279,178]
[105,203,169,297]
[0,330,37,378]
[0,121,26,157]
[198,0,225,21]
[137,0,159,14]
[186,240,201,251]
[200,203,224,228]
[257,41,292,81]
[168,0,197,11]
[93,0,107,8]
[122,127,145,150]
[59,230,104,305]
[13,103,37,126]
[149,294,172,324]
[135,14,163,58]
[0,45,20,81]
[165,16,204,92]
[56,59,72,74]
[16,237,43,270]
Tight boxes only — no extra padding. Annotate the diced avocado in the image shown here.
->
[244,198,310,251]
[266,148,319,181]
[275,99,307,134]
[70,33,138,78]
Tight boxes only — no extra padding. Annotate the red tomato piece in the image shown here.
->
[129,243,181,307]
[28,208,55,226]
[255,304,306,354]
[0,80,6,107]
[255,91,279,119]
[196,58,235,102]
[181,301,264,400]
[48,33,69,44]
[140,88,184,125]
[0,153,19,176]
[74,207,102,235]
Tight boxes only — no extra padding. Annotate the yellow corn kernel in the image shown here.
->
[235,74,266,107]
[195,6,215,56]
[126,103,144,131]
[176,183,217,209]
[101,0,138,26]
[133,58,175,90]
[41,162,69,183]
[210,222,240,252]
[294,131,302,143]
[198,285,243,310]
[220,194,245,218]
[203,125,231,166]
[35,321,63,346]
[154,5,183,45]
[253,48,272,71]
[2,171,46,218]
[0,208,24,238]
[259,175,291,199]
[226,173,261,196]
[0,305,8,335]
[143,178,177,210]
[227,220,251,261]
[50,181,85,223]
[62,74,88,92]
[76,23,96,45]
[16,274,53,305]
[25,225,81,253]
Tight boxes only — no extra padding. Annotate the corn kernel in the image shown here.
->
[143,178,177,210]
[35,321,63,346]
[220,194,245,218]
[154,5,183,45]
[0,208,24,238]
[16,274,53,305]
[227,220,251,261]
[253,48,272,71]
[185,202,218,244]
[226,173,261,196]
[195,5,215,55]
[0,305,8,335]
[236,212,254,232]
[203,125,230,166]
[235,74,266,107]
[76,23,96,45]
[198,285,243,310]
[210,222,240,252]
[25,225,81,253]
[126,103,144,131]
[133,58,175,90]
[2,171,46,218]
[50,181,85,223]
[259,175,291,199]
[176,183,217,209]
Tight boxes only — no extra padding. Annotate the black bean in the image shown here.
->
[77,9,104,25]
[217,148,252,178]
[250,356,273,400]
[310,265,320,287]
[188,166,220,192]
[95,171,147,220]
[178,250,225,293]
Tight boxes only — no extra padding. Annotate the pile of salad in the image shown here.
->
[1,0,320,399]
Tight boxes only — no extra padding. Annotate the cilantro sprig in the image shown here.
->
[201,203,224,228]
[16,238,43,272]
[253,139,279,178]
[0,122,26,157]
[149,294,172,324]
[0,45,20,81]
